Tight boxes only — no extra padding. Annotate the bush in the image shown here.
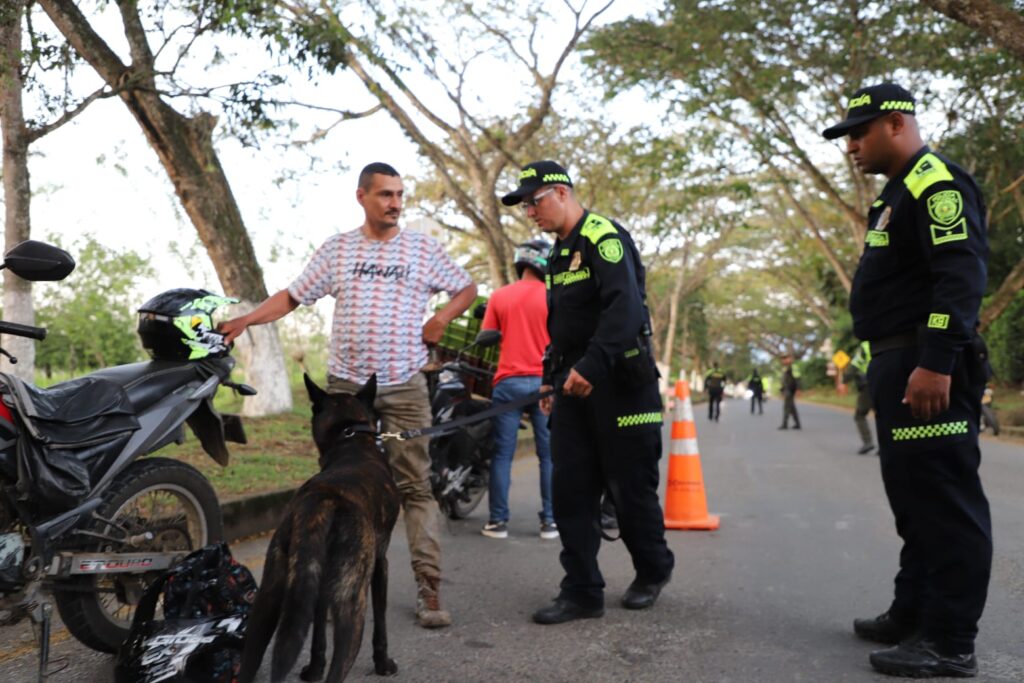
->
[986,291,1024,385]
[796,356,830,389]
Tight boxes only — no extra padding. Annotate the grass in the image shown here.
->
[156,382,321,502]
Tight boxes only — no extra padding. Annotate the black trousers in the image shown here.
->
[708,390,723,420]
[868,347,991,654]
[549,384,675,608]
[750,393,763,414]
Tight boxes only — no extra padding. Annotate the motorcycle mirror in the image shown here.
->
[474,329,501,348]
[1,240,76,281]
[472,302,487,320]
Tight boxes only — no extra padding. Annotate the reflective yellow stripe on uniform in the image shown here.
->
[904,153,954,200]
[617,412,662,429]
[580,213,617,244]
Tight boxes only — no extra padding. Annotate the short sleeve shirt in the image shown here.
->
[288,229,473,385]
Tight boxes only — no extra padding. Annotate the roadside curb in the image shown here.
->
[221,434,538,542]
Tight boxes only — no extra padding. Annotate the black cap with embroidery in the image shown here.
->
[501,160,574,206]
[822,83,916,140]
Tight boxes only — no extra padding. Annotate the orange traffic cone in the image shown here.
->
[664,379,720,530]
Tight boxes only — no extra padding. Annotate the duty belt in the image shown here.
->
[868,331,918,356]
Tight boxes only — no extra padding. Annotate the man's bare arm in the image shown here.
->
[423,283,478,345]
[219,290,300,344]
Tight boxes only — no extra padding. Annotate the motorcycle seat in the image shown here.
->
[87,360,210,413]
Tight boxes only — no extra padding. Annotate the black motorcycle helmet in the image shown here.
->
[137,288,238,361]
[513,239,551,278]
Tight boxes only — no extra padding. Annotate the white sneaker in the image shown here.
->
[539,521,559,540]
[482,521,508,539]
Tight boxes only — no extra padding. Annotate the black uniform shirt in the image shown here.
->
[545,210,646,386]
[849,146,988,375]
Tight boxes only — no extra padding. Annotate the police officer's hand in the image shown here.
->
[562,368,593,398]
[540,384,554,415]
[902,367,951,422]
[422,315,447,346]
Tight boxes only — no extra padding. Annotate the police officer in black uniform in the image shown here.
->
[823,83,991,678]
[501,160,675,625]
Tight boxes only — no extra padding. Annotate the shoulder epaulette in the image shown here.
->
[580,213,618,244]
[903,153,954,200]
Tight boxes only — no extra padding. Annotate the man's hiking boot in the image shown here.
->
[415,573,452,628]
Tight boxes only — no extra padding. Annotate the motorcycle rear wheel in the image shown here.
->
[54,457,223,653]
[447,467,488,520]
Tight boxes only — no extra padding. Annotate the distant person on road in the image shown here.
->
[705,364,726,422]
[980,385,999,436]
[778,357,801,430]
[501,160,674,626]
[480,239,557,541]
[748,369,764,415]
[847,341,876,454]
[824,82,991,677]
[219,162,477,629]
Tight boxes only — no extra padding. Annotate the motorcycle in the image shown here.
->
[427,329,501,520]
[0,241,253,674]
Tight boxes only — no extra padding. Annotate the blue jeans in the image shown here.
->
[488,375,553,523]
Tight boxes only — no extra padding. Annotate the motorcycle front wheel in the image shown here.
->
[447,466,489,520]
[54,457,223,653]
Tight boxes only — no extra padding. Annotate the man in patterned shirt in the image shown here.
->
[221,162,477,628]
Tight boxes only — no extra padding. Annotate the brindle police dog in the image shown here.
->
[239,374,400,682]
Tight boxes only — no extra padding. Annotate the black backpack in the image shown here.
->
[115,542,258,683]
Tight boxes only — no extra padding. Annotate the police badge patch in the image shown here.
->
[598,239,624,263]
[927,190,963,225]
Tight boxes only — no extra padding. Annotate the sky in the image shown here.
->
[20,0,664,307]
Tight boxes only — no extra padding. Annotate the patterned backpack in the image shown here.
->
[115,542,258,683]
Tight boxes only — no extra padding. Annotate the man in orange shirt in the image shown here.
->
[480,239,557,540]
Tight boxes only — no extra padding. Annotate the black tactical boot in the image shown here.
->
[853,610,918,645]
[869,640,978,678]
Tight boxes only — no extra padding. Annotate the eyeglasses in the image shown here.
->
[522,187,556,209]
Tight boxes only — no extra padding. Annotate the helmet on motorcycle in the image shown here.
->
[513,239,551,278]
[137,289,239,361]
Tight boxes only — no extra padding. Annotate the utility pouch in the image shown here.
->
[965,334,991,386]
[614,337,658,389]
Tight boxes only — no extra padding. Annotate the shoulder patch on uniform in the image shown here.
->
[903,153,954,200]
[871,199,884,208]
[930,218,968,245]
[927,190,963,225]
[580,213,618,244]
[598,238,624,263]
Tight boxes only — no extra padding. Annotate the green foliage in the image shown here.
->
[796,356,830,389]
[34,235,154,375]
[986,291,1024,384]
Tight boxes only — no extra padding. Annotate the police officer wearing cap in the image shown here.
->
[501,160,675,625]
[823,83,992,678]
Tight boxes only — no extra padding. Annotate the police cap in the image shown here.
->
[501,160,573,206]
[822,83,916,140]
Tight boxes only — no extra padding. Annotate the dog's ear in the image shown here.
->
[356,373,377,410]
[304,373,328,409]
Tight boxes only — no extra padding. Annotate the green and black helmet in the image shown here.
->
[137,288,239,361]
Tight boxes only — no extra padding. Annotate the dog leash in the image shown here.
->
[378,388,556,442]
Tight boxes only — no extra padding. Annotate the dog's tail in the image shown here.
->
[239,527,290,683]
[269,502,334,680]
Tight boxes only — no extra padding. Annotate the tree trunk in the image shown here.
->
[0,0,35,382]
[39,0,291,414]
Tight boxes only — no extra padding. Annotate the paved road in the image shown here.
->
[2,398,1023,682]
